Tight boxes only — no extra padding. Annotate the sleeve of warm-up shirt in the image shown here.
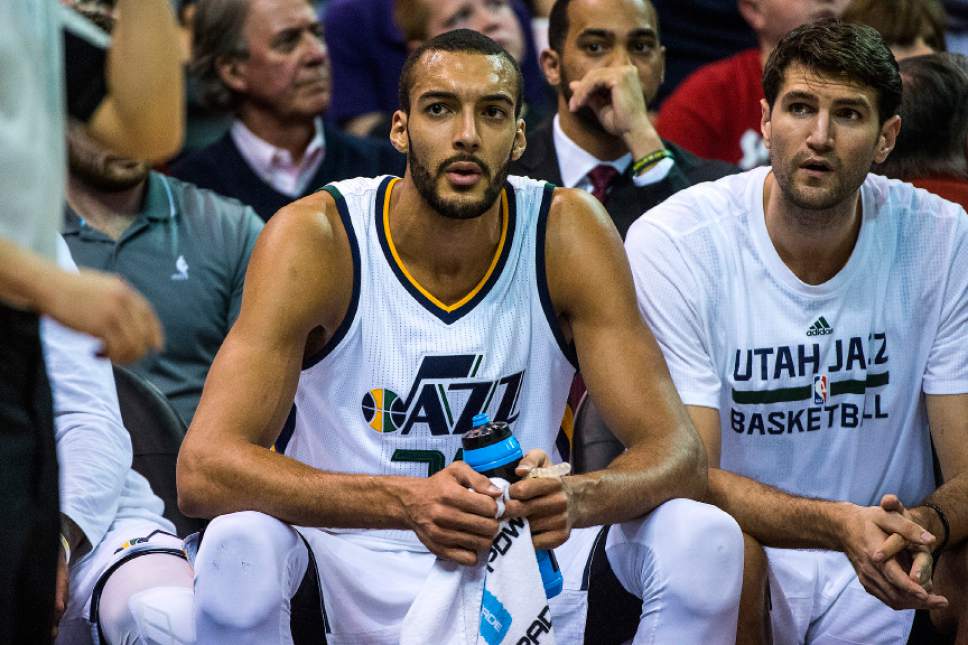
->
[624,214,722,409]
[41,236,133,549]
[923,203,968,395]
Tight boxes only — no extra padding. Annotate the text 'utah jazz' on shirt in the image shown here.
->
[626,166,968,508]
[278,175,576,547]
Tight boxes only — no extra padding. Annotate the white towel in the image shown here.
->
[400,478,557,645]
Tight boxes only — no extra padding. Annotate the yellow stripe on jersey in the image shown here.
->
[382,177,509,313]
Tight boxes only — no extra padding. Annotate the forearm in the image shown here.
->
[567,432,706,528]
[178,439,417,529]
[708,467,851,549]
[90,0,183,160]
[623,116,666,160]
[0,239,62,312]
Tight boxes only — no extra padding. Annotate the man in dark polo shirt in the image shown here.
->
[65,120,263,425]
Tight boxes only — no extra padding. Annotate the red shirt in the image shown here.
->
[911,176,968,211]
[657,49,768,169]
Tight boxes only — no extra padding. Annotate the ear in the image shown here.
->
[737,0,765,32]
[510,117,527,161]
[759,98,772,150]
[539,48,560,87]
[389,109,410,154]
[216,55,248,94]
[873,114,902,164]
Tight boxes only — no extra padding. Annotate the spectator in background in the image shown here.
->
[47,239,195,645]
[657,0,849,169]
[511,0,735,239]
[168,0,404,221]
[324,0,549,137]
[877,53,968,209]
[843,0,947,59]
[66,118,263,425]
[0,1,178,640]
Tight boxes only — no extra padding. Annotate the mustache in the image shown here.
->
[436,154,491,179]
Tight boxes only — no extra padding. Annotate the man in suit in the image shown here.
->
[510,0,735,239]
[168,0,404,221]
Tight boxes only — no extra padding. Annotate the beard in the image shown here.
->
[769,147,870,216]
[407,136,513,221]
[68,144,150,192]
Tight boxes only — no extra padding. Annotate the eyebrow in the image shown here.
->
[781,90,872,109]
[577,27,657,40]
[417,91,515,107]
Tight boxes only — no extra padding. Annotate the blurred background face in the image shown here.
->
[553,0,664,131]
[741,0,850,48]
[231,0,330,119]
[422,0,525,63]
[68,121,150,191]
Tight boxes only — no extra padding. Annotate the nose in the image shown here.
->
[608,46,633,68]
[806,111,832,151]
[304,31,328,66]
[453,109,481,153]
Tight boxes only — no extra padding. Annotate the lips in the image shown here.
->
[800,158,833,173]
[444,161,484,187]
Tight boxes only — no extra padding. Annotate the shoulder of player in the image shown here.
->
[545,186,618,243]
[259,190,348,254]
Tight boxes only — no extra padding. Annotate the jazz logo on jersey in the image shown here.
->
[361,354,524,436]
[813,374,829,404]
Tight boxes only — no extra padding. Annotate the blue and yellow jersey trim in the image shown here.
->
[376,176,517,324]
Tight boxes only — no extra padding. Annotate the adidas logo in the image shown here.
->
[806,316,833,336]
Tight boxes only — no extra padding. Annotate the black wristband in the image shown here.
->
[923,502,950,559]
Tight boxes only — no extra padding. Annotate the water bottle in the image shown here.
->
[461,413,564,599]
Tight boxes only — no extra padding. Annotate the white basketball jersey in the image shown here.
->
[280,175,576,546]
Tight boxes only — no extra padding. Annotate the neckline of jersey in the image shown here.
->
[750,168,873,299]
[380,177,511,314]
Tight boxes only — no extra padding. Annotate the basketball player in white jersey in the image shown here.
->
[177,29,743,643]
[626,20,968,644]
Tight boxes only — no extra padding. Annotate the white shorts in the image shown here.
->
[55,520,185,645]
[765,548,915,645]
[294,527,602,645]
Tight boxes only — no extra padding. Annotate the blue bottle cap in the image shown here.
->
[471,412,490,428]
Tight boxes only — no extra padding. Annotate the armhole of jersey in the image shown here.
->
[535,182,579,369]
[303,185,361,369]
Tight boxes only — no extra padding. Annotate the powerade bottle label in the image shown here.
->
[462,414,564,599]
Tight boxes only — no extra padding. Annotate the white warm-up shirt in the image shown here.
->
[626,167,968,507]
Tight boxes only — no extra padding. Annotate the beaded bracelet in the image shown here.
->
[59,533,71,566]
[923,502,949,560]
[631,148,672,175]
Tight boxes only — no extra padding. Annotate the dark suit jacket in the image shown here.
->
[168,122,405,222]
[510,119,737,238]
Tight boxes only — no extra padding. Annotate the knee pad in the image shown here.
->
[194,511,307,630]
[609,499,743,616]
[119,587,195,645]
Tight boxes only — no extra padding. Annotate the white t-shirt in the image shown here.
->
[625,167,968,507]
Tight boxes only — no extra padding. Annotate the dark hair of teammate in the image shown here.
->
[876,53,968,180]
[398,28,524,117]
[762,19,902,125]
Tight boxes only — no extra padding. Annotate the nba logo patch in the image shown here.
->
[814,374,828,404]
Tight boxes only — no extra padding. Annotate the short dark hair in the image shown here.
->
[842,0,947,53]
[762,19,902,125]
[398,29,524,117]
[548,0,658,54]
[876,53,968,180]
